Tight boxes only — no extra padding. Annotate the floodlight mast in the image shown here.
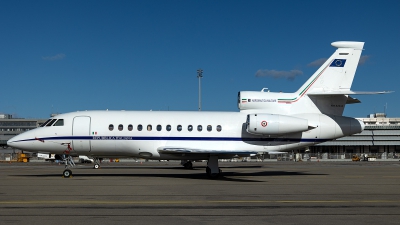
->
[197,69,203,111]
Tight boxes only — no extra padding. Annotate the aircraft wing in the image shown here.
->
[307,90,393,95]
[157,146,258,155]
[267,151,289,154]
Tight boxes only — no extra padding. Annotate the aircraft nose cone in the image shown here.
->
[7,136,21,148]
[6,130,36,150]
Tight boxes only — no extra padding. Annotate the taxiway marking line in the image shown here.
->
[1,200,400,204]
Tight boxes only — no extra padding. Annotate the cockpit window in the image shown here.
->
[46,119,57,126]
[40,119,52,127]
[53,119,64,126]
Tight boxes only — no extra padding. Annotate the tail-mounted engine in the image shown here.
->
[238,89,281,111]
[246,114,310,135]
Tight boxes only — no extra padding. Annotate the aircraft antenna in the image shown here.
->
[197,69,203,111]
[384,103,387,116]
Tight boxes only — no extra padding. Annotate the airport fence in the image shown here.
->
[270,152,400,161]
[0,152,14,161]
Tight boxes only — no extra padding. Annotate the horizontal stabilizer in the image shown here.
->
[158,147,257,155]
[307,90,393,95]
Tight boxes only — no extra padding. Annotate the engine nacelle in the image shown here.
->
[239,91,275,110]
[246,114,309,135]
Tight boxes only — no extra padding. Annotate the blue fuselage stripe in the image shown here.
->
[13,136,331,143]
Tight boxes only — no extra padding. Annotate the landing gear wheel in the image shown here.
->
[206,167,221,179]
[63,169,72,178]
[94,164,100,169]
[183,161,193,169]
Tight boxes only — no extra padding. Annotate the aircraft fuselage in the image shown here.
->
[8,110,364,160]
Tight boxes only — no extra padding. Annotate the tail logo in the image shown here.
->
[330,59,346,67]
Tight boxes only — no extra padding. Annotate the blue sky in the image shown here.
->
[1,0,399,119]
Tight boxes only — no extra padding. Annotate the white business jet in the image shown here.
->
[7,41,390,178]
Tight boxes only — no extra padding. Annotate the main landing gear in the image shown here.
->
[181,157,222,178]
[206,155,222,178]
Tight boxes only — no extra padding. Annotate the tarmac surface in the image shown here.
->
[0,160,400,225]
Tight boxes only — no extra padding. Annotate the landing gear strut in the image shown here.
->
[206,155,222,178]
[61,143,74,178]
[62,154,75,178]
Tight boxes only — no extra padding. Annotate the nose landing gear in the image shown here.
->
[62,155,75,178]
[62,143,74,178]
[93,158,101,169]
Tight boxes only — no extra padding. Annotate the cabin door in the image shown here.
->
[72,116,91,153]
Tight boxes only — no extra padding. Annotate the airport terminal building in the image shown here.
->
[0,114,47,148]
[310,113,400,159]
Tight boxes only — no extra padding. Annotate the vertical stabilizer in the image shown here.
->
[239,41,372,116]
[297,41,364,95]
[286,41,365,115]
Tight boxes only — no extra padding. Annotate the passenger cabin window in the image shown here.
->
[118,124,123,131]
[46,119,57,126]
[40,119,52,127]
[207,125,212,132]
[157,125,162,131]
[109,124,114,131]
[128,124,133,131]
[137,124,143,131]
[197,125,202,132]
[188,125,193,132]
[217,125,222,132]
[147,125,152,131]
[166,125,171,131]
[53,119,64,126]
[177,125,182,132]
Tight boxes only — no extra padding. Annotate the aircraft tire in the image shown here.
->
[184,161,193,169]
[63,169,72,178]
[206,167,221,179]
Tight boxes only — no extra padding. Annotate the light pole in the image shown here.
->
[197,69,203,111]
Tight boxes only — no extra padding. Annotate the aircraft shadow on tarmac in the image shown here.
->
[12,166,327,182]
[88,165,265,170]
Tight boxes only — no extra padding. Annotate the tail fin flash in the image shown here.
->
[297,41,364,95]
